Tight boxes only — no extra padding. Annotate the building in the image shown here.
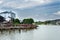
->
[0,11,16,21]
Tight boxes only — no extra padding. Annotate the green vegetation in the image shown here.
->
[34,21,53,25]
[22,18,34,24]
[0,15,60,25]
[12,18,34,25]
[34,21,44,25]
[13,18,20,25]
[34,19,60,25]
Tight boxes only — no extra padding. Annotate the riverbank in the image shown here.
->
[0,24,38,30]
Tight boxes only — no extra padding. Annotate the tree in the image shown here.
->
[13,18,20,24]
[22,18,34,24]
[0,16,5,22]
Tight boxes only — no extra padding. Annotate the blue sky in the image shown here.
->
[0,0,60,21]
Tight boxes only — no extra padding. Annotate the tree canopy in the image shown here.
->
[22,18,34,24]
[13,18,20,24]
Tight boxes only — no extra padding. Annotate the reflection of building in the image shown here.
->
[0,11,15,21]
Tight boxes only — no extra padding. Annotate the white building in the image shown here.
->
[0,11,15,21]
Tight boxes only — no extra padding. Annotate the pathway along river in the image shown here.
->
[0,25,60,40]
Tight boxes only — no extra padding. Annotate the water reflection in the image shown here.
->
[0,29,35,40]
[0,25,60,40]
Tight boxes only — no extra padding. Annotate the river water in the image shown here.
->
[0,25,60,40]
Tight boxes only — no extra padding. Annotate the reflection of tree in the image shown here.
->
[0,16,5,22]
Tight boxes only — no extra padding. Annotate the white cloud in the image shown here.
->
[0,0,3,4]
[2,0,52,9]
[54,11,60,15]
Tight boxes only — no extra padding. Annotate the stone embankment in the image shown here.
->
[0,24,38,30]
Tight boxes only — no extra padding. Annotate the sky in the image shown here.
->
[0,0,60,21]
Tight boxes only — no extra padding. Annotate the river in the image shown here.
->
[0,25,60,40]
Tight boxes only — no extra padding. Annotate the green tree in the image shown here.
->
[13,18,20,24]
[22,18,34,24]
